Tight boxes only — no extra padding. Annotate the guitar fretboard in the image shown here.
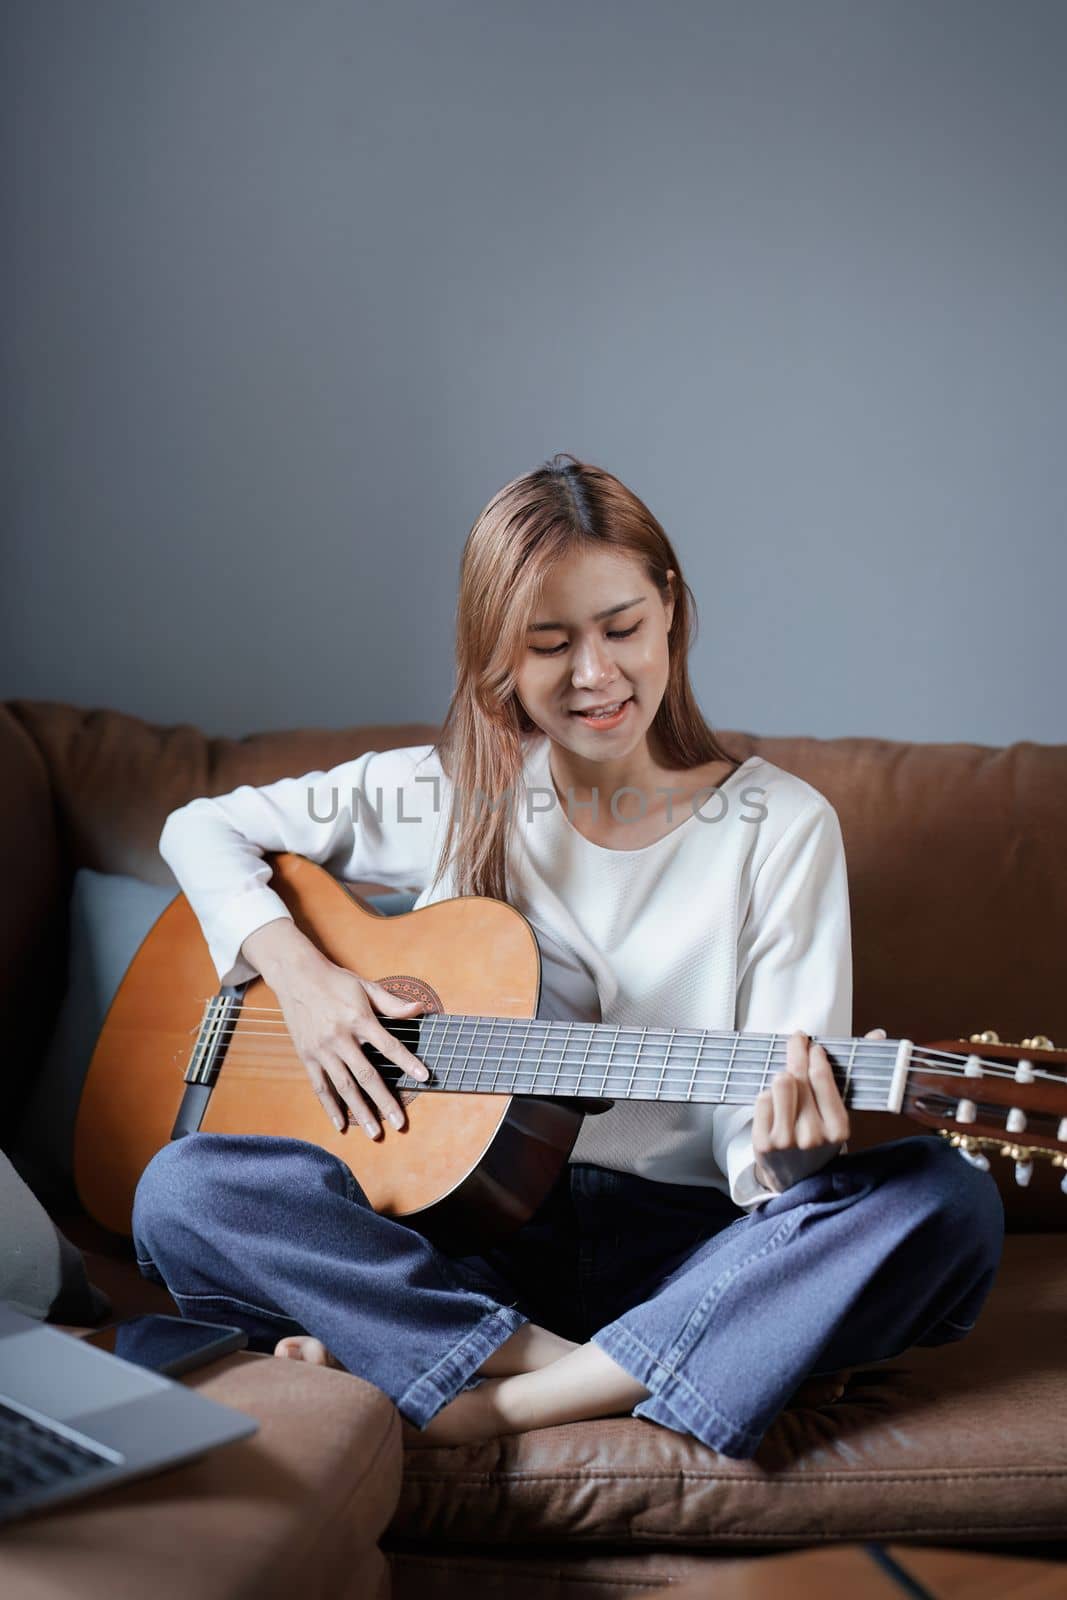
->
[375,1015,914,1112]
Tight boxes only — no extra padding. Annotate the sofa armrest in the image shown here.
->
[0,1351,402,1600]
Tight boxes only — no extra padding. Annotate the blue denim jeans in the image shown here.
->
[132,1131,1003,1458]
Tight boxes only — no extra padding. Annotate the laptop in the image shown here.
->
[0,1302,257,1524]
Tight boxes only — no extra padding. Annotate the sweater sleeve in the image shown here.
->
[158,745,443,987]
[716,799,853,1209]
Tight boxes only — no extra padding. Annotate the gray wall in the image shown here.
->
[5,1,1065,744]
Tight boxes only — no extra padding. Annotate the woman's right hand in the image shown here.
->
[278,960,433,1137]
[242,920,431,1137]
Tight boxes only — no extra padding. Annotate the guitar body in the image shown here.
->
[75,854,582,1250]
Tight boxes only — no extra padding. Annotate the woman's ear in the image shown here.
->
[663,569,677,632]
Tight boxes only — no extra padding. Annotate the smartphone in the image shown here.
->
[82,1314,248,1376]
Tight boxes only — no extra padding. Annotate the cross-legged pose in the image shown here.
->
[134,454,1003,1456]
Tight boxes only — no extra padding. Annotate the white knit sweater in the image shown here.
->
[158,733,852,1208]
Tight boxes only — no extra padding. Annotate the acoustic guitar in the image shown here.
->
[74,852,1067,1248]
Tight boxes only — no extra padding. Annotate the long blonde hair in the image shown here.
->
[431,453,736,901]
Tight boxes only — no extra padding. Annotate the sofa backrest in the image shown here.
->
[4,699,1064,1227]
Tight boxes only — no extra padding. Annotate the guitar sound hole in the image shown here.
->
[375,976,443,1108]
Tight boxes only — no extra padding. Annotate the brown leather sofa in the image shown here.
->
[3,698,1065,1598]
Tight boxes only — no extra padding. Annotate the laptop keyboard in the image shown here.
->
[0,1399,116,1506]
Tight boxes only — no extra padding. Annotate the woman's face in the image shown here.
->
[514,546,675,763]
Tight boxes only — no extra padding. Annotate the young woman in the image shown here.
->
[134,454,1003,1457]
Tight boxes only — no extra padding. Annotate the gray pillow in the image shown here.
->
[15,871,420,1203]
[0,1150,110,1322]
[15,870,178,1205]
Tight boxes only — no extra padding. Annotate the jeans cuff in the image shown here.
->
[397,1303,529,1429]
[591,1321,763,1458]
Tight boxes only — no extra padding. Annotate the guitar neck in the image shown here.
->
[393,1015,911,1112]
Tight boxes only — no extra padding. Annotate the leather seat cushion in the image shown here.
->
[391,1234,1067,1547]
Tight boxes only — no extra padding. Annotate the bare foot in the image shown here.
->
[400,1326,582,1449]
[401,1343,650,1448]
[402,1379,503,1449]
[273,1334,341,1369]
[477,1323,579,1377]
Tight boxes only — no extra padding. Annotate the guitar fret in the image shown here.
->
[488,1018,505,1094]
[442,1015,461,1084]
[553,1023,572,1096]
[685,1031,699,1102]
[625,1031,640,1102]
[844,1037,858,1105]
[722,1033,739,1103]
[456,1016,476,1091]
[636,1027,648,1100]
[519,1017,536,1095]
[761,1035,776,1093]
[533,1021,551,1094]
[599,1027,613,1098]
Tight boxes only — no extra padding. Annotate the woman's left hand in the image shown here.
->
[752,1027,887,1194]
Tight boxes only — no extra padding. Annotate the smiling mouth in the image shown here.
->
[569,698,632,720]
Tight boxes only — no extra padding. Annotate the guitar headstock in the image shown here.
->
[907,1030,1067,1189]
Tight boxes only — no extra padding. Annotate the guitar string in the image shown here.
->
[202,1019,1059,1084]
[207,1065,896,1108]
[190,1056,1064,1129]
[206,1037,1059,1093]
[212,1058,1053,1107]
[217,1003,1060,1076]
[214,1017,1062,1068]
[184,1002,1062,1099]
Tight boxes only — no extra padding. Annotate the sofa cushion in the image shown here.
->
[391,1234,1067,1547]
[0,1352,402,1600]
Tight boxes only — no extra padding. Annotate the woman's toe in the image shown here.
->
[273,1335,338,1367]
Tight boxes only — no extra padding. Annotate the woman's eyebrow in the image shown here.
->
[527,597,645,633]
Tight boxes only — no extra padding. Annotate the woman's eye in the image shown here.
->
[530,622,641,657]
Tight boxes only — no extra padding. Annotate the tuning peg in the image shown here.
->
[1014,1160,1034,1188]
[957,1147,990,1172]
[1058,1118,1067,1143]
[1006,1061,1033,1136]
[955,1099,977,1124]
[1061,1171,1067,1196]
[970,1031,1000,1045]
[1030,1035,1054,1051]
[964,1054,983,1078]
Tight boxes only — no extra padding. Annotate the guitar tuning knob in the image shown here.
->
[958,1147,990,1172]
[955,1099,977,1124]
[1061,1171,1067,1196]
[970,1031,1000,1044]
[1058,1118,1067,1143]
[1006,1108,1028,1134]
[1014,1160,1034,1188]
[1029,1035,1054,1051]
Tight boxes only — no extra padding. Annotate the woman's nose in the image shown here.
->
[571,638,619,689]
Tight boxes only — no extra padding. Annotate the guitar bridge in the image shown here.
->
[172,984,248,1139]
